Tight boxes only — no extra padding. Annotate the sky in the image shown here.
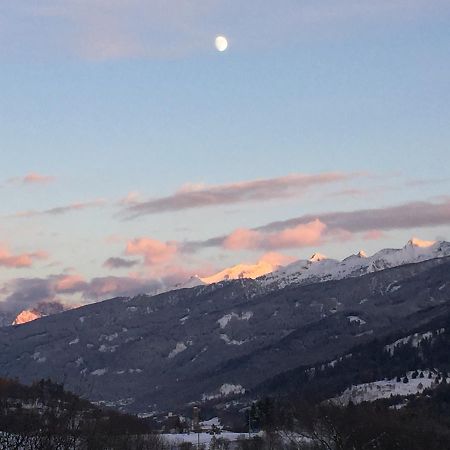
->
[1,0,450,314]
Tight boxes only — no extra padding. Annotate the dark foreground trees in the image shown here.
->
[247,384,450,450]
[0,378,166,450]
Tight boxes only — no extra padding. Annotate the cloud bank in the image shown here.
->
[185,199,450,251]
[122,172,357,218]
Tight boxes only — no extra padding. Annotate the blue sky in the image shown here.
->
[1,0,449,312]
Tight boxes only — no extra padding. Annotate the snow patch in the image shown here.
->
[385,330,443,355]
[217,311,253,329]
[31,352,46,363]
[91,368,108,376]
[168,342,188,359]
[99,332,119,342]
[75,357,84,367]
[347,316,367,325]
[220,334,247,346]
[99,344,118,353]
[332,370,437,405]
[202,384,245,401]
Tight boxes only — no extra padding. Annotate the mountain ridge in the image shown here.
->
[0,252,448,415]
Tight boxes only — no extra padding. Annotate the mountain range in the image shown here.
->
[0,238,449,416]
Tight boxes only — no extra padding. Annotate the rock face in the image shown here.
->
[0,255,449,415]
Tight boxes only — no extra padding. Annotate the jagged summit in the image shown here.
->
[259,238,450,289]
[407,237,436,248]
[172,238,449,293]
[200,258,281,284]
[308,252,327,262]
[12,310,41,325]
[11,301,66,326]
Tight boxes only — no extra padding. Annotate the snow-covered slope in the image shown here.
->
[12,310,42,325]
[169,257,285,292]
[201,259,282,284]
[259,238,450,290]
[332,370,440,405]
[12,301,66,326]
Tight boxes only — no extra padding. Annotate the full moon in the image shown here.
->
[215,35,228,52]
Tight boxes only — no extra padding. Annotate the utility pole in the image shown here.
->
[193,406,201,449]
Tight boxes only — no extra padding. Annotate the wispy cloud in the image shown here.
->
[11,199,106,218]
[6,172,56,186]
[103,257,139,269]
[121,172,359,218]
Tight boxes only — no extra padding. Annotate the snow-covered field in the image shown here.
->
[163,432,258,446]
[332,370,439,404]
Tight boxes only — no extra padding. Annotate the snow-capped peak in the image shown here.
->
[259,238,450,290]
[308,252,327,262]
[12,310,42,325]
[167,238,449,295]
[406,237,436,248]
[200,259,280,284]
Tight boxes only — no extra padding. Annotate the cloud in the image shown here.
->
[0,278,56,313]
[363,230,386,240]
[0,273,166,315]
[223,219,326,251]
[256,199,450,235]
[126,238,178,265]
[22,172,55,184]
[258,252,297,267]
[0,246,49,269]
[7,172,56,186]
[121,172,358,218]
[53,274,87,293]
[223,229,262,250]
[11,199,106,218]
[103,257,139,269]
[186,199,450,252]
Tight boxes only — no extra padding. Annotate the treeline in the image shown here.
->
[0,377,164,450]
[244,383,450,449]
[251,314,450,404]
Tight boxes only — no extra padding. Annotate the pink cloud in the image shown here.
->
[0,246,49,269]
[223,220,326,251]
[126,237,178,265]
[54,274,87,293]
[266,219,327,249]
[258,252,297,267]
[224,228,262,250]
[23,172,55,184]
[363,229,386,240]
